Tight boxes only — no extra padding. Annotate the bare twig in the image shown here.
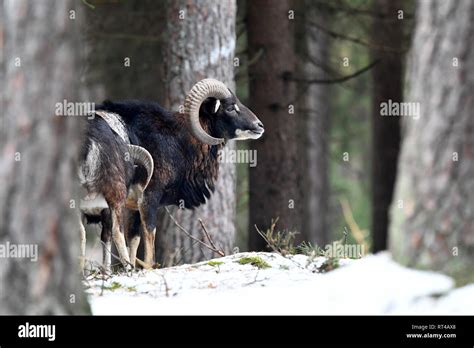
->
[247,48,264,67]
[254,218,283,254]
[198,219,225,257]
[309,20,373,48]
[81,0,95,10]
[160,274,170,297]
[312,0,413,20]
[165,207,225,257]
[339,198,369,252]
[308,20,407,53]
[237,25,246,40]
[290,59,379,85]
[244,270,270,286]
[255,224,278,254]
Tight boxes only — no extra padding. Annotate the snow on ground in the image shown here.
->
[85,252,474,315]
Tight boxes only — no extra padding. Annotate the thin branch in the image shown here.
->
[165,207,225,257]
[291,59,379,85]
[247,48,264,67]
[339,197,369,253]
[312,0,413,20]
[275,60,377,111]
[198,219,225,257]
[81,0,95,9]
[254,218,281,254]
[309,20,373,47]
[237,25,246,40]
[300,49,341,77]
[255,225,277,254]
[160,274,170,297]
[308,20,406,53]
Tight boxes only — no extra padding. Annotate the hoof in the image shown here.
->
[123,263,133,272]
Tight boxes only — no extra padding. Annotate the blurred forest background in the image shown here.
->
[0,0,473,314]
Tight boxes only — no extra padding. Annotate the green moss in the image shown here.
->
[238,256,271,269]
[102,282,136,292]
[104,281,122,291]
[207,260,224,267]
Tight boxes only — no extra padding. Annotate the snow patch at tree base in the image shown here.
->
[85,252,473,315]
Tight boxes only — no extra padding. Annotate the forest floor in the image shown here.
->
[84,251,474,315]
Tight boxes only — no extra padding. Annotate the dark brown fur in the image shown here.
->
[81,91,263,268]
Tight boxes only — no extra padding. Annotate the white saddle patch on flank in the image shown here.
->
[94,110,130,144]
[78,139,102,185]
[80,194,109,212]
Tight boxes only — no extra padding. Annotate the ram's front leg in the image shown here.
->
[139,193,160,268]
[127,210,141,268]
[110,203,131,270]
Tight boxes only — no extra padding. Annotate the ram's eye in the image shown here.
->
[227,104,239,113]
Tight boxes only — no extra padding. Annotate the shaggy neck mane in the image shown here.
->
[174,111,225,208]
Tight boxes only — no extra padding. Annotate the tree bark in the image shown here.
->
[154,0,237,266]
[84,0,166,101]
[390,0,474,280]
[298,0,331,246]
[371,0,403,252]
[247,0,301,250]
[84,0,166,266]
[0,0,88,314]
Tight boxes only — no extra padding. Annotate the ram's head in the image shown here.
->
[184,78,264,145]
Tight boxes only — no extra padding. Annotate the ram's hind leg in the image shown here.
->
[127,211,141,268]
[100,209,113,274]
[139,193,160,268]
[139,213,156,269]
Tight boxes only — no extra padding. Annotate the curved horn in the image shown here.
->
[184,78,232,145]
[128,145,154,191]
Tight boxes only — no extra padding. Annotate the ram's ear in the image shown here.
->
[200,97,220,115]
[213,99,221,114]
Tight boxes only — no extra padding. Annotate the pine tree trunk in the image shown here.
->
[84,0,166,266]
[84,0,166,101]
[298,1,330,246]
[371,0,403,252]
[0,0,88,314]
[154,0,237,266]
[247,0,301,250]
[390,0,474,281]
